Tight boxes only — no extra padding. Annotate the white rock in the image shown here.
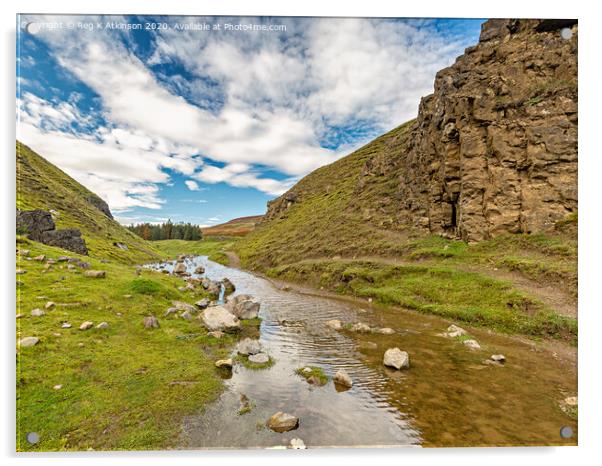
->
[31,308,45,317]
[350,322,371,333]
[96,322,109,329]
[53,384,62,390]
[333,369,353,388]
[463,339,481,350]
[61,322,72,329]
[45,301,56,310]
[290,438,306,449]
[201,306,241,333]
[79,321,94,330]
[383,348,410,370]
[490,354,506,363]
[326,319,342,330]
[19,336,39,347]
[248,353,270,364]
[376,327,395,335]
[446,324,467,338]
[564,396,578,406]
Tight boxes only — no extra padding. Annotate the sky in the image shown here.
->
[16,15,484,226]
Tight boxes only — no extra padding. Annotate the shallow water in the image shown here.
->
[148,256,577,449]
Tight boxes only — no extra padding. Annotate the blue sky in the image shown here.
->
[17,15,484,226]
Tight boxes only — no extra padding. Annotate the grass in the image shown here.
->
[152,237,239,265]
[16,237,241,451]
[295,366,329,385]
[234,354,275,370]
[267,259,577,343]
[16,142,161,264]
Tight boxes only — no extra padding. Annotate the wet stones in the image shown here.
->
[383,348,410,370]
[266,412,299,433]
[222,277,236,295]
[215,358,233,369]
[442,324,467,338]
[143,316,160,329]
[326,319,342,330]
[225,294,260,320]
[194,265,205,274]
[350,322,371,333]
[333,369,353,388]
[173,262,187,275]
[375,327,395,335]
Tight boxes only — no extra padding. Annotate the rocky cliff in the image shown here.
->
[265,19,578,242]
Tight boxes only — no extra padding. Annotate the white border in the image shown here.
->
[2,1,601,465]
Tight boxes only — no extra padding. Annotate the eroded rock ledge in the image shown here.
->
[17,209,89,255]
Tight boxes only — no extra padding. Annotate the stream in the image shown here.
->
[147,256,577,449]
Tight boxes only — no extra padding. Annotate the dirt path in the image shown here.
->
[224,250,241,268]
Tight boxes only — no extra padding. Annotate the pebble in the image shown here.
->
[61,322,72,329]
[19,337,39,347]
[289,438,306,449]
[31,309,45,317]
[53,384,62,390]
[79,321,94,330]
[96,322,109,329]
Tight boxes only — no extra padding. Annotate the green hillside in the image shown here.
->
[16,141,160,264]
[236,123,577,341]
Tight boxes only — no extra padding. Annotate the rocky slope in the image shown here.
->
[16,141,161,263]
[240,19,578,271]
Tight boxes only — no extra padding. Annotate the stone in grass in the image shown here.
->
[333,369,353,388]
[164,307,178,317]
[201,306,241,333]
[445,324,467,338]
[490,354,506,363]
[45,301,56,310]
[180,310,193,321]
[383,348,410,370]
[194,298,210,310]
[53,384,62,390]
[143,316,160,329]
[96,322,109,329]
[16,269,27,274]
[79,321,94,330]
[19,336,39,347]
[248,353,270,364]
[266,412,299,433]
[463,339,481,350]
[84,270,106,278]
[215,358,233,369]
[31,308,45,317]
[61,322,72,329]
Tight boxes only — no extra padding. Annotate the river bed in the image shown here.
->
[147,256,577,449]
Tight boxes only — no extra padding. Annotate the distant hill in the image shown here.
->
[16,141,161,263]
[202,215,263,237]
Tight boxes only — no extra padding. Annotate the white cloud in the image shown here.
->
[18,15,477,212]
[185,180,200,191]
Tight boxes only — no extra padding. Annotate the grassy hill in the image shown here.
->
[236,122,577,342]
[202,215,263,237]
[16,141,161,264]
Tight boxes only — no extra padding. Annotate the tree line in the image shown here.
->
[127,220,203,241]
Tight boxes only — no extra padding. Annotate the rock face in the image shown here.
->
[266,412,299,433]
[16,209,89,255]
[263,20,577,243]
[383,348,410,370]
[86,195,113,219]
[391,19,578,241]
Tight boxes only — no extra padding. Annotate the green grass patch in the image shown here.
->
[16,239,239,451]
[267,260,577,343]
[234,354,275,370]
[295,366,329,385]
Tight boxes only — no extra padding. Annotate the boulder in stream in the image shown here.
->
[383,348,410,370]
[226,295,260,319]
[201,306,241,333]
[326,319,342,330]
[266,412,299,433]
[237,337,262,355]
[333,369,353,388]
[173,262,187,275]
[248,353,270,364]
